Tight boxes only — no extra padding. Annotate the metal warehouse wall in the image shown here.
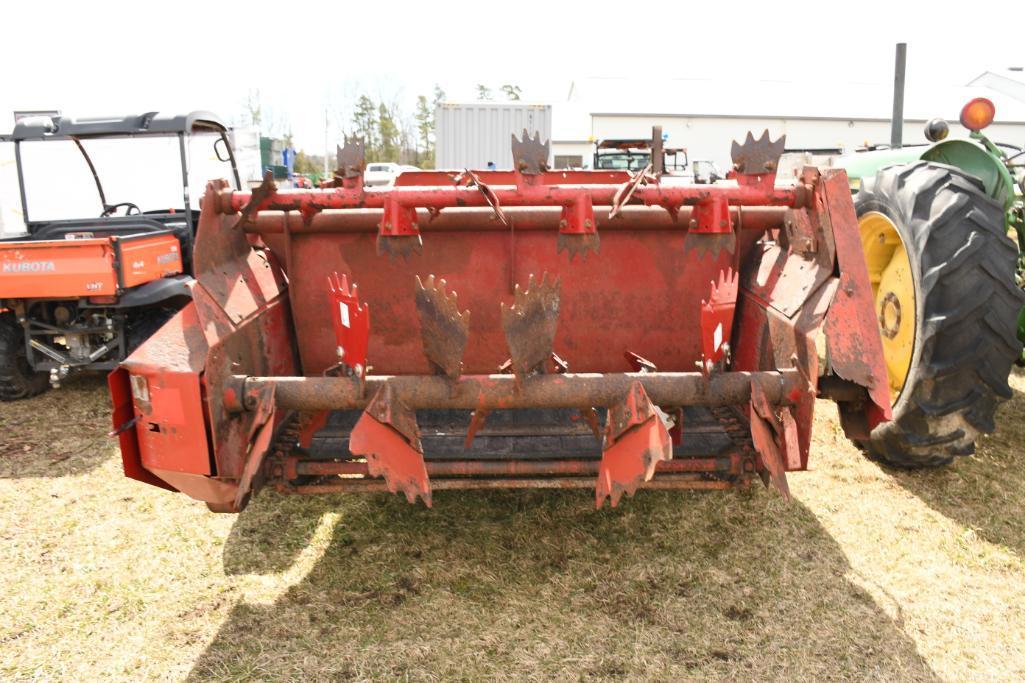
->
[436,103,552,170]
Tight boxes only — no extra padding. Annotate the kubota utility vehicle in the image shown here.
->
[0,111,240,399]
[836,97,1025,467]
[110,129,892,512]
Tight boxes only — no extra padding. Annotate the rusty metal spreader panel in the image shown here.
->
[109,129,890,513]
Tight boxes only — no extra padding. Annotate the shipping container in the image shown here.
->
[435,103,552,170]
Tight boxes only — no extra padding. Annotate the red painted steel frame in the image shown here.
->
[110,156,889,512]
[221,182,799,215]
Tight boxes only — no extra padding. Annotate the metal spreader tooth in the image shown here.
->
[556,232,601,260]
[415,274,470,380]
[748,379,792,501]
[349,386,432,507]
[730,129,786,175]
[700,268,739,373]
[510,129,551,175]
[235,170,277,229]
[376,233,423,260]
[596,381,672,509]
[336,136,366,179]
[501,272,561,384]
[683,232,736,261]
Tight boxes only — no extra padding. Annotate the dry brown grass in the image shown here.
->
[2,371,1025,681]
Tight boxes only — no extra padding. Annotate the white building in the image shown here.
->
[551,76,1025,172]
[968,69,1025,103]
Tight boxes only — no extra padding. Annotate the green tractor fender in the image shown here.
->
[836,137,1015,207]
[835,146,923,189]
[921,138,1017,209]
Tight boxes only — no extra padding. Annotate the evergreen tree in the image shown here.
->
[379,103,400,162]
[415,95,432,166]
[352,95,379,160]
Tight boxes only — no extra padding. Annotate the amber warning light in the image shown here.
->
[960,97,995,132]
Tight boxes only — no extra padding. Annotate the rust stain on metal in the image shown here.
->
[242,369,804,411]
[415,274,470,380]
[500,272,561,384]
[556,231,600,260]
[375,234,423,260]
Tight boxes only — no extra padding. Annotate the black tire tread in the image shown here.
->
[854,161,1024,467]
[0,313,49,401]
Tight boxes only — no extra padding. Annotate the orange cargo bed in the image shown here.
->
[0,232,183,299]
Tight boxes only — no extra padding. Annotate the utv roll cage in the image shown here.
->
[2,111,242,237]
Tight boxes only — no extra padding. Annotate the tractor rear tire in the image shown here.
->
[854,161,1024,467]
[0,313,49,401]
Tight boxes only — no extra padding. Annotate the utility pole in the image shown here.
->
[891,42,907,149]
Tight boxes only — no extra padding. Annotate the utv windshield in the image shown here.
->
[595,152,651,171]
[17,132,235,223]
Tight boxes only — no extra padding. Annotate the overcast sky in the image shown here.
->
[2,1,1022,153]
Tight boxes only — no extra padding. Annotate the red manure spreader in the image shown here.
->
[109,130,890,512]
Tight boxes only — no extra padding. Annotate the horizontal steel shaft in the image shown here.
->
[286,475,736,494]
[221,183,798,214]
[293,456,739,478]
[241,205,788,234]
[235,370,801,412]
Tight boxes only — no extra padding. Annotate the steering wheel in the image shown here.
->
[101,202,141,217]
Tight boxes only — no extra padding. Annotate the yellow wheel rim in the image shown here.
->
[859,211,916,403]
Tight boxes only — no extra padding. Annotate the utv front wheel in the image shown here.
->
[854,161,1024,467]
[0,313,49,401]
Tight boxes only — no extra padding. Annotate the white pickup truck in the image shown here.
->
[364,162,418,187]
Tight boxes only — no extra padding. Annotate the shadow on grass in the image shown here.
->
[888,367,1025,557]
[192,486,939,681]
[0,374,115,479]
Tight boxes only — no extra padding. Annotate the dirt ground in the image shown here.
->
[2,371,1025,682]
